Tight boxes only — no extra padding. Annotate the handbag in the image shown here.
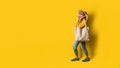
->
[75,20,89,41]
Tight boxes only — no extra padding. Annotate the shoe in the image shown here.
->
[82,58,90,62]
[71,58,79,61]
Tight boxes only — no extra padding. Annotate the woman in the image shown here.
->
[71,10,90,62]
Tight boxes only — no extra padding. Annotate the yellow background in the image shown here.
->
[0,0,120,68]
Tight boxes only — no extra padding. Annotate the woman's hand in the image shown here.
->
[78,16,82,22]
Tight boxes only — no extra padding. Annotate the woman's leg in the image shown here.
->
[80,42,88,57]
[71,41,79,61]
[73,40,79,57]
[80,42,90,62]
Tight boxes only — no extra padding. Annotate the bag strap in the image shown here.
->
[83,19,87,27]
[83,19,89,31]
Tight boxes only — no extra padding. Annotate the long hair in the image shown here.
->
[83,11,88,21]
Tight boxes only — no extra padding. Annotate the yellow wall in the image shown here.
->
[0,0,120,68]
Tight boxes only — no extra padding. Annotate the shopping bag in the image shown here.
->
[75,24,89,41]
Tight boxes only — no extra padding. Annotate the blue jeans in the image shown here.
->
[73,41,88,57]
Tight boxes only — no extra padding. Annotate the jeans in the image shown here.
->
[73,41,88,57]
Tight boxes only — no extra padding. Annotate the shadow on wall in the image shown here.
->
[87,12,98,59]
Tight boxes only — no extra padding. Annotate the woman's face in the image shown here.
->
[78,10,85,19]
[79,10,84,17]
